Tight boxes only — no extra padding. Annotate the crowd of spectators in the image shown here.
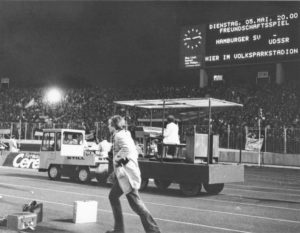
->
[0,81,300,135]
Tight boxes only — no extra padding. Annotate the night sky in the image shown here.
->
[0,1,298,87]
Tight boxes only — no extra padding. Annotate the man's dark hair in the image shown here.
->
[167,115,175,123]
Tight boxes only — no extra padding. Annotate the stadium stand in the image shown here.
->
[0,81,300,153]
[0,82,299,127]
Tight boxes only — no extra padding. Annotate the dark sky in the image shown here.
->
[0,1,298,87]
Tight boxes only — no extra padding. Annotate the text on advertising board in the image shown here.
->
[13,153,40,169]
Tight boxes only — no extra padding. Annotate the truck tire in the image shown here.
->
[77,167,91,184]
[48,165,61,180]
[154,179,171,190]
[179,183,201,196]
[203,183,224,195]
[139,178,149,191]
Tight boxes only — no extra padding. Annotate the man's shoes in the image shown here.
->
[105,230,124,233]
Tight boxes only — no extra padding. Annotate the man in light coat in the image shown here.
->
[106,115,161,233]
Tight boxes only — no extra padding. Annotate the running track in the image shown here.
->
[0,166,299,233]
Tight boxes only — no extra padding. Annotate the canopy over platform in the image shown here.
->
[137,109,225,123]
[114,98,243,109]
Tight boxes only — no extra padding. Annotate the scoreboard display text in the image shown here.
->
[180,11,300,68]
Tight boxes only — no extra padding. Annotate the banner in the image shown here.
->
[245,137,264,152]
[34,131,43,137]
[0,129,10,135]
[24,98,35,109]
[2,152,40,169]
[1,77,9,84]
[257,71,269,79]
[85,130,95,141]
[85,133,94,140]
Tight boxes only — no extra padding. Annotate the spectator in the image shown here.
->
[98,138,112,158]
[9,135,19,152]
[0,81,299,137]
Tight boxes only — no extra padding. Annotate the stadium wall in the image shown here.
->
[219,148,300,167]
[0,151,9,165]
[0,141,300,168]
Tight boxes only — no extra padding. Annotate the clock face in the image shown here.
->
[183,28,202,50]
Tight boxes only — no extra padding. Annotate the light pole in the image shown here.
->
[257,108,265,166]
[18,109,23,148]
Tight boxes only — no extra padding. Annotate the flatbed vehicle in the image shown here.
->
[114,98,244,196]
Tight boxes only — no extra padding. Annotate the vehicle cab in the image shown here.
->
[39,129,108,183]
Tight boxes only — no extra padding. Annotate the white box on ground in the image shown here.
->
[73,200,98,223]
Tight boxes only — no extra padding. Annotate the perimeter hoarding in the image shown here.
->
[2,152,40,169]
[180,10,300,68]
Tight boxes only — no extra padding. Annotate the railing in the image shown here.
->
[1,121,300,154]
[181,124,300,154]
[0,121,110,141]
[245,127,300,154]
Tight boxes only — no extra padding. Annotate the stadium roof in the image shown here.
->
[114,98,243,109]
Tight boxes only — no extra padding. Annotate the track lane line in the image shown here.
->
[143,201,300,224]
[225,187,300,197]
[2,168,300,192]
[247,174,300,183]
[195,197,300,211]
[223,192,300,202]
[3,179,300,208]
[2,174,300,197]
[0,193,252,233]
[1,175,300,211]
[0,182,299,224]
[1,177,299,212]
[226,184,300,193]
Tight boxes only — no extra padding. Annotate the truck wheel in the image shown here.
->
[77,167,91,184]
[139,178,149,191]
[179,183,201,196]
[154,179,171,190]
[203,183,224,195]
[48,165,61,180]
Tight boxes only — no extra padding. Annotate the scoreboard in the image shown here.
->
[205,11,300,66]
[180,11,300,68]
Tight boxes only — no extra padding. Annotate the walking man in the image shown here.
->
[106,115,161,233]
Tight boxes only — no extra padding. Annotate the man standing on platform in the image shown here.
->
[163,115,180,156]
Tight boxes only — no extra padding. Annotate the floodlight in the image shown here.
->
[45,88,62,104]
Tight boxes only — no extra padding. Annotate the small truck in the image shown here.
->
[38,128,109,183]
